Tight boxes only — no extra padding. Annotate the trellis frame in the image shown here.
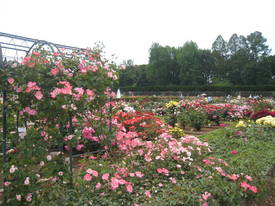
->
[0,32,83,204]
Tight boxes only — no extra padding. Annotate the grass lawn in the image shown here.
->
[199,124,275,205]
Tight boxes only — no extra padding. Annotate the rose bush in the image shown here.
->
[1,45,120,205]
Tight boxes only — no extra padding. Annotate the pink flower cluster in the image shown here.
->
[73,87,85,100]
[19,107,37,116]
[156,168,169,176]
[26,81,43,100]
[240,181,258,193]
[83,168,135,193]
[104,87,115,98]
[82,127,98,142]
[86,89,95,101]
[79,60,99,73]
[50,81,72,98]
[115,130,141,152]
[50,67,59,76]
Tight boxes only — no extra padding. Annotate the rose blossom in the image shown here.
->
[24,177,30,185]
[102,173,110,181]
[7,77,15,84]
[16,194,21,201]
[84,173,92,181]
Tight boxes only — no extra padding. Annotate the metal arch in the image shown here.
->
[0,43,3,66]
[26,40,58,56]
[0,32,84,61]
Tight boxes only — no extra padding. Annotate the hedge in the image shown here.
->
[116,85,275,92]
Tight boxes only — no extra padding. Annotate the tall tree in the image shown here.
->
[227,33,240,55]
[148,43,180,85]
[227,34,249,56]
[176,41,206,85]
[227,49,250,85]
[246,31,270,60]
[200,49,216,83]
[119,60,150,87]
[211,35,227,56]
[211,35,228,82]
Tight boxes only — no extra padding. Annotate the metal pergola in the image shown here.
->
[0,32,82,62]
[0,32,84,204]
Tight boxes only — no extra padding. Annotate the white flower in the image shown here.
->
[26,193,32,202]
[16,194,21,201]
[24,177,30,185]
[58,171,64,176]
[46,155,52,161]
[9,165,18,174]
[40,161,45,167]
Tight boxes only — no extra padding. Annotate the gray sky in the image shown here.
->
[1,0,275,64]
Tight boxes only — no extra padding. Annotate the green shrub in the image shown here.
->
[179,108,208,131]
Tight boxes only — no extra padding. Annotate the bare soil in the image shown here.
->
[183,125,222,136]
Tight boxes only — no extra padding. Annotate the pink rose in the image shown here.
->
[245,175,253,181]
[202,192,211,201]
[102,173,110,181]
[86,169,98,177]
[7,78,15,84]
[35,91,43,100]
[76,144,84,151]
[126,183,133,193]
[145,190,151,198]
[83,173,92,181]
[50,68,59,76]
[249,185,257,193]
[95,182,102,189]
[135,171,144,178]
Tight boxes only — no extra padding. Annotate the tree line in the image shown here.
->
[119,31,275,88]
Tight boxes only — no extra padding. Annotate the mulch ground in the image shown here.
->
[183,125,222,136]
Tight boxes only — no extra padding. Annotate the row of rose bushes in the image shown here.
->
[3,94,274,205]
[117,97,274,130]
[4,108,270,205]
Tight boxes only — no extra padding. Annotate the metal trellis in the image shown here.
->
[0,32,82,204]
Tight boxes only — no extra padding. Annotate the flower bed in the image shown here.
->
[1,49,274,205]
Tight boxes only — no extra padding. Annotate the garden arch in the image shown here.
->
[0,32,83,204]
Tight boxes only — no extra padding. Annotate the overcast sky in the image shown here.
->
[1,0,275,64]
